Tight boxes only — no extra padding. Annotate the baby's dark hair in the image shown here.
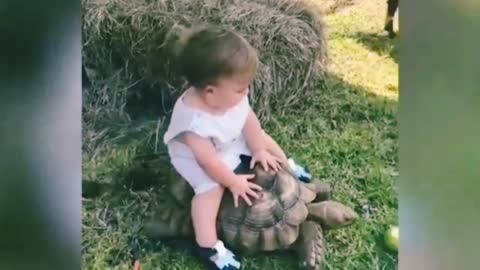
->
[172,26,259,89]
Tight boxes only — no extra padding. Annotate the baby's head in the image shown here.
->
[175,26,258,110]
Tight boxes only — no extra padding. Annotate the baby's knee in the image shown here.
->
[194,181,224,195]
[201,184,224,196]
[192,185,225,205]
[211,185,225,195]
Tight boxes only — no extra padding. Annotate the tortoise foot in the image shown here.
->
[296,221,325,270]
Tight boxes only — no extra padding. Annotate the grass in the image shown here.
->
[82,0,399,269]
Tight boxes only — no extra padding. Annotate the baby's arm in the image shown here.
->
[179,133,238,188]
[243,108,282,171]
[242,108,267,154]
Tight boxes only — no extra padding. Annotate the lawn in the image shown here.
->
[82,0,399,269]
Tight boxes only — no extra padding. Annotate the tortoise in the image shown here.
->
[144,162,358,270]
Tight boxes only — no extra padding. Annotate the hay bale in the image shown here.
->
[83,0,328,124]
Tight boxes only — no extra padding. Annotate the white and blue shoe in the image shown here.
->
[287,158,312,183]
[196,240,241,270]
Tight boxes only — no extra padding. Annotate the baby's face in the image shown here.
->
[208,75,251,110]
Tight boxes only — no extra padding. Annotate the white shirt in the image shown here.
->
[163,90,252,170]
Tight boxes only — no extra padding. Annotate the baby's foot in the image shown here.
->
[287,158,312,183]
[196,240,241,270]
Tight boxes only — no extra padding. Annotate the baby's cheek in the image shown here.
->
[236,95,245,105]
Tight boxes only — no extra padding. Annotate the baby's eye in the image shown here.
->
[236,88,248,93]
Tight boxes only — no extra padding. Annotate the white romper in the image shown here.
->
[163,90,252,194]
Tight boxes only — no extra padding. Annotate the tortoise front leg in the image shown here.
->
[295,221,325,270]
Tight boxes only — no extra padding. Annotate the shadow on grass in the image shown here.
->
[293,72,398,133]
[351,32,399,64]
[319,71,399,194]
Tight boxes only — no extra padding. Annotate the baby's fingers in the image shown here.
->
[275,157,283,164]
[249,157,257,169]
[241,193,253,206]
[246,188,260,199]
[274,159,283,171]
[233,194,239,208]
[248,182,263,191]
[261,160,269,172]
[267,159,280,172]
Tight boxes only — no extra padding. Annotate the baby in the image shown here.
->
[163,26,311,270]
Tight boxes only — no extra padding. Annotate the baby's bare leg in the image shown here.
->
[263,132,288,162]
[191,186,224,247]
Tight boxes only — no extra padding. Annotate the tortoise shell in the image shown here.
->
[219,165,317,252]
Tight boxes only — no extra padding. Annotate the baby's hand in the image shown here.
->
[228,174,262,207]
[250,150,282,172]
